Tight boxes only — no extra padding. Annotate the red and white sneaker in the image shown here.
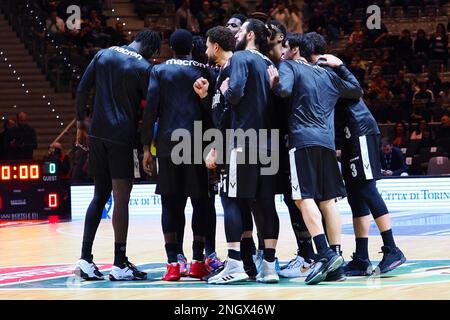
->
[162,263,181,281]
[188,260,209,279]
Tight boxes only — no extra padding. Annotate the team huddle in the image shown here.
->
[74,14,406,286]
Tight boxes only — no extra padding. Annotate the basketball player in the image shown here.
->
[141,29,211,281]
[267,22,315,278]
[74,29,161,281]
[193,26,255,282]
[208,19,280,284]
[307,33,406,275]
[225,14,247,36]
[269,33,363,285]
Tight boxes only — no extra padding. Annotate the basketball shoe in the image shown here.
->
[208,258,249,284]
[163,263,181,281]
[374,246,406,274]
[305,249,343,285]
[256,259,279,283]
[344,254,373,276]
[278,255,313,278]
[109,260,147,281]
[74,258,104,281]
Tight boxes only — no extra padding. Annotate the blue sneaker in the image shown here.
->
[253,250,264,274]
[275,257,280,273]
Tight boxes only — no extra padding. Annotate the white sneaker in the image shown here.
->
[74,259,104,281]
[208,258,249,284]
[109,260,147,281]
[253,250,264,273]
[278,255,313,278]
[256,259,279,283]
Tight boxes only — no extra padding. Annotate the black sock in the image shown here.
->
[313,234,329,255]
[176,242,184,257]
[241,238,256,267]
[81,241,94,262]
[257,233,265,250]
[192,240,205,261]
[263,248,276,262]
[330,244,341,256]
[355,237,369,259]
[298,237,315,261]
[204,241,215,257]
[114,242,127,266]
[381,229,396,248]
[228,249,241,261]
[165,243,178,263]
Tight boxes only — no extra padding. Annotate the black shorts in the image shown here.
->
[88,137,135,179]
[219,148,276,199]
[156,157,208,198]
[289,146,346,201]
[341,134,382,182]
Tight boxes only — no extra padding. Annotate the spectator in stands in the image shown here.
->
[270,0,290,27]
[413,28,429,72]
[438,83,450,108]
[413,81,434,103]
[392,121,409,148]
[4,112,37,160]
[46,10,65,34]
[287,4,303,33]
[226,0,249,17]
[176,0,200,34]
[0,119,16,160]
[397,29,413,71]
[363,18,388,48]
[225,13,247,36]
[43,142,71,180]
[410,119,428,140]
[348,56,365,84]
[109,22,129,46]
[380,138,409,176]
[211,0,226,26]
[429,23,448,65]
[348,22,364,46]
[369,74,388,96]
[87,9,103,30]
[391,70,410,96]
[428,69,442,95]
[197,1,217,35]
[308,7,327,34]
[436,114,450,154]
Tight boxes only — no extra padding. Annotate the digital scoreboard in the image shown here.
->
[0,161,71,221]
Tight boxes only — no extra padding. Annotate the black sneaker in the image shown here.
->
[305,249,343,285]
[325,265,346,282]
[374,246,406,275]
[344,254,373,276]
[109,260,147,281]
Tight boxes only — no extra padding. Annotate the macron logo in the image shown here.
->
[166,59,207,68]
[109,46,143,60]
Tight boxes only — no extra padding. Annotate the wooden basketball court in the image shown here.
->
[1,212,450,300]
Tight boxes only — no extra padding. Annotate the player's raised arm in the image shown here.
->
[319,54,363,100]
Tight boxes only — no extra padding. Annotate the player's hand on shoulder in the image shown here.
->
[267,65,279,89]
[318,54,344,68]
